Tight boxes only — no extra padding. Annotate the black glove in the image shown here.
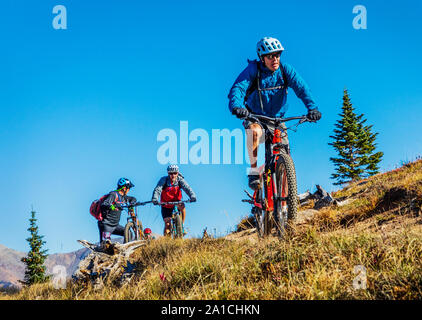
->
[232,107,249,119]
[190,197,197,203]
[127,196,137,205]
[307,109,322,121]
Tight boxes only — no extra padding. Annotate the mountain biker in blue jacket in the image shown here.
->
[228,37,322,189]
[98,178,137,243]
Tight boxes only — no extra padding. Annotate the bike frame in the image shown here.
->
[122,201,152,241]
[159,200,191,238]
[244,114,309,235]
[126,206,143,240]
[171,206,182,238]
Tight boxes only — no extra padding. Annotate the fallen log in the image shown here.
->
[313,185,336,209]
[299,185,354,210]
[72,239,146,290]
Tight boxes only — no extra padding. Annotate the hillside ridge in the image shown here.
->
[2,159,422,299]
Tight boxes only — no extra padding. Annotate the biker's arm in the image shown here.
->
[125,195,137,205]
[282,63,318,112]
[101,192,120,211]
[228,61,257,113]
[178,177,197,202]
[151,176,167,204]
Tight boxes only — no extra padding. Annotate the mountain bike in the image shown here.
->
[241,113,312,238]
[121,201,152,243]
[159,200,192,239]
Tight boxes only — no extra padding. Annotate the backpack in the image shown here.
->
[89,192,118,221]
[244,61,289,112]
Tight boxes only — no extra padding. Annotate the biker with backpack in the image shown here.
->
[151,165,197,236]
[228,37,322,190]
[91,177,137,243]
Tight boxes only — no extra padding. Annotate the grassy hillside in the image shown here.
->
[2,160,422,300]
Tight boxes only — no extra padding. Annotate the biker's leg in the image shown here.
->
[100,224,125,242]
[280,122,290,155]
[177,203,186,224]
[98,221,103,243]
[112,225,125,237]
[246,123,264,169]
[98,221,113,243]
[161,206,173,236]
[163,218,172,236]
[245,122,264,189]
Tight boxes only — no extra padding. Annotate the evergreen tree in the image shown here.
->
[329,89,383,185]
[20,209,50,286]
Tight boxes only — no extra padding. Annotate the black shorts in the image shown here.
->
[161,206,174,220]
[243,118,289,146]
[97,221,125,242]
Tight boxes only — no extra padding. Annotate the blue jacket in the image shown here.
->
[228,60,318,117]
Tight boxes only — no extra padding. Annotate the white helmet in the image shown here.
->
[167,164,179,173]
[256,37,284,59]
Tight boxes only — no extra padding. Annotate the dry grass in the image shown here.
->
[311,159,422,231]
[4,228,421,300]
[3,160,422,300]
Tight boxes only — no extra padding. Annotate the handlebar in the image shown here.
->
[156,200,194,206]
[121,201,152,209]
[246,113,311,124]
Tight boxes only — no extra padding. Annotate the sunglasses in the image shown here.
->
[264,52,281,60]
[169,172,178,175]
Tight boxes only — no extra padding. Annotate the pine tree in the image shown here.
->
[329,89,383,185]
[20,209,50,286]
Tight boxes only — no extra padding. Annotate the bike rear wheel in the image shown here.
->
[274,149,298,237]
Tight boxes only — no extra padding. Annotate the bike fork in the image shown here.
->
[272,171,278,198]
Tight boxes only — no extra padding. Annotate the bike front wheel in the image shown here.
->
[274,149,298,237]
[173,215,183,239]
[253,205,265,238]
[124,220,143,243]
[252,176,267,238]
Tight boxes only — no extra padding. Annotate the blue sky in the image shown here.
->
[1,0,421,253]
